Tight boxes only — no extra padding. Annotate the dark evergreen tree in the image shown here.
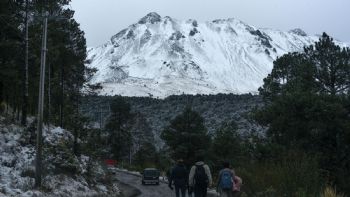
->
[211,121,242,164]
[132,142,158,168]
[305,33,350,95]
[260,33,350,99]
[257,33,350,193]
[1,0,96,129]
[161,106,211,166]
[130,112,155,153]
[259,52,317,101]
[0,0,24,118]
[105,97,134,160]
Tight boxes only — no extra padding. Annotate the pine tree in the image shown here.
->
[161,106,211,166]
[0,0,24,117]
[257,33,350,193]
[211,121,242,163]
[304,33,350,95]
[259,33,350,99]
[130,112,155,153]
[105,97,134,160]
[133,142,158,168]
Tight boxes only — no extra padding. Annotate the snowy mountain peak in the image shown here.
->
[289,28,308,36]
[86,14,347,98]
[138,12,162,24]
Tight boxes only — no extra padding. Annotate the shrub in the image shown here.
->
[20,167,35,178]
[237,151,322,196]
[44,141,81,175]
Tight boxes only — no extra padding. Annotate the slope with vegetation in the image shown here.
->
[0,113,119,196]
[0,0,109,195]
[81,93,263,147]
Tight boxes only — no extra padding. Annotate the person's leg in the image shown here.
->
[194,186,207,197]
[194,186,201,197]
[232,191,241,197]
[221,191,227,197]
[202,186,207,197]
[180,185,187,197]
[220,190,232,197]
[188,186,193,197]
[227,190,233,197]
[175,185,180,197]
[219,190,226,197]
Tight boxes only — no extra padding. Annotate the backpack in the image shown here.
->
[194,165,208,187]
[219,169,233,190]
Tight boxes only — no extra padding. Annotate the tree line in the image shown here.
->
[0,0,99,142]
[256,33,350,194]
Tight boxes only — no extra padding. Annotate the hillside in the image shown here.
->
[0,115,119,197]
[81,94,264,146]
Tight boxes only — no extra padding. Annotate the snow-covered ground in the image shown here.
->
[0,115,120,197]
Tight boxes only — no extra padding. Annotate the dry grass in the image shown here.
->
[321,186,345,197]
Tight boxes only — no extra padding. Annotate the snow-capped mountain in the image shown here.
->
[86,12,339,98]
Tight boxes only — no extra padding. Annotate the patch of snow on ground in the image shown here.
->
[0,116,120,197]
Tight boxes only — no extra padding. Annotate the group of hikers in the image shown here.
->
[168,156,242,197]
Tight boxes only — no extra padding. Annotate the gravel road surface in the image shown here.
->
[115,170,218,197]
[115,170,173,197]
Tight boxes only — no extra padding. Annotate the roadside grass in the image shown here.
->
[321,186,345,197]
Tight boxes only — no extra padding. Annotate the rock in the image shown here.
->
[138,12,162,24]
[289,28,307,36]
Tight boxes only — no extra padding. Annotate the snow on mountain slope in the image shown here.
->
[86,12,336,98]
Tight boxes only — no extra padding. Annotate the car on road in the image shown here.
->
[141,168,160,185]
[107,166,117,175]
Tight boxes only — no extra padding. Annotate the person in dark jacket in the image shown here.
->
[169,159,188,197]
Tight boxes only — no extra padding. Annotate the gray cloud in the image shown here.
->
[70,0,350,47]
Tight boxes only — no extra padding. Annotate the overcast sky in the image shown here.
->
[70,0,350,47]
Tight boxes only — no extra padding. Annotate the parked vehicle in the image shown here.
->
[141,168,160,185]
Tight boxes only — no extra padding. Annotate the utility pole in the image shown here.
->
[100,105,103,129]
[129,145,132,165]
[21,0,29,126]
[60,64,63,128]
[48,62,51,133]
[35,11,49,189]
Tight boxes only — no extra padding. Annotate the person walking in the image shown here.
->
[169,159,188,197]
[216,161,235,197]
[232,175,242,197]
[187,165,193,197]
[189,156,213,197]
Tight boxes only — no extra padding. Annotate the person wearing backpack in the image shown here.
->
[188,156,213,197]
[216,162,235,197]
[169,159,188,197]
[187,166,193,197]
